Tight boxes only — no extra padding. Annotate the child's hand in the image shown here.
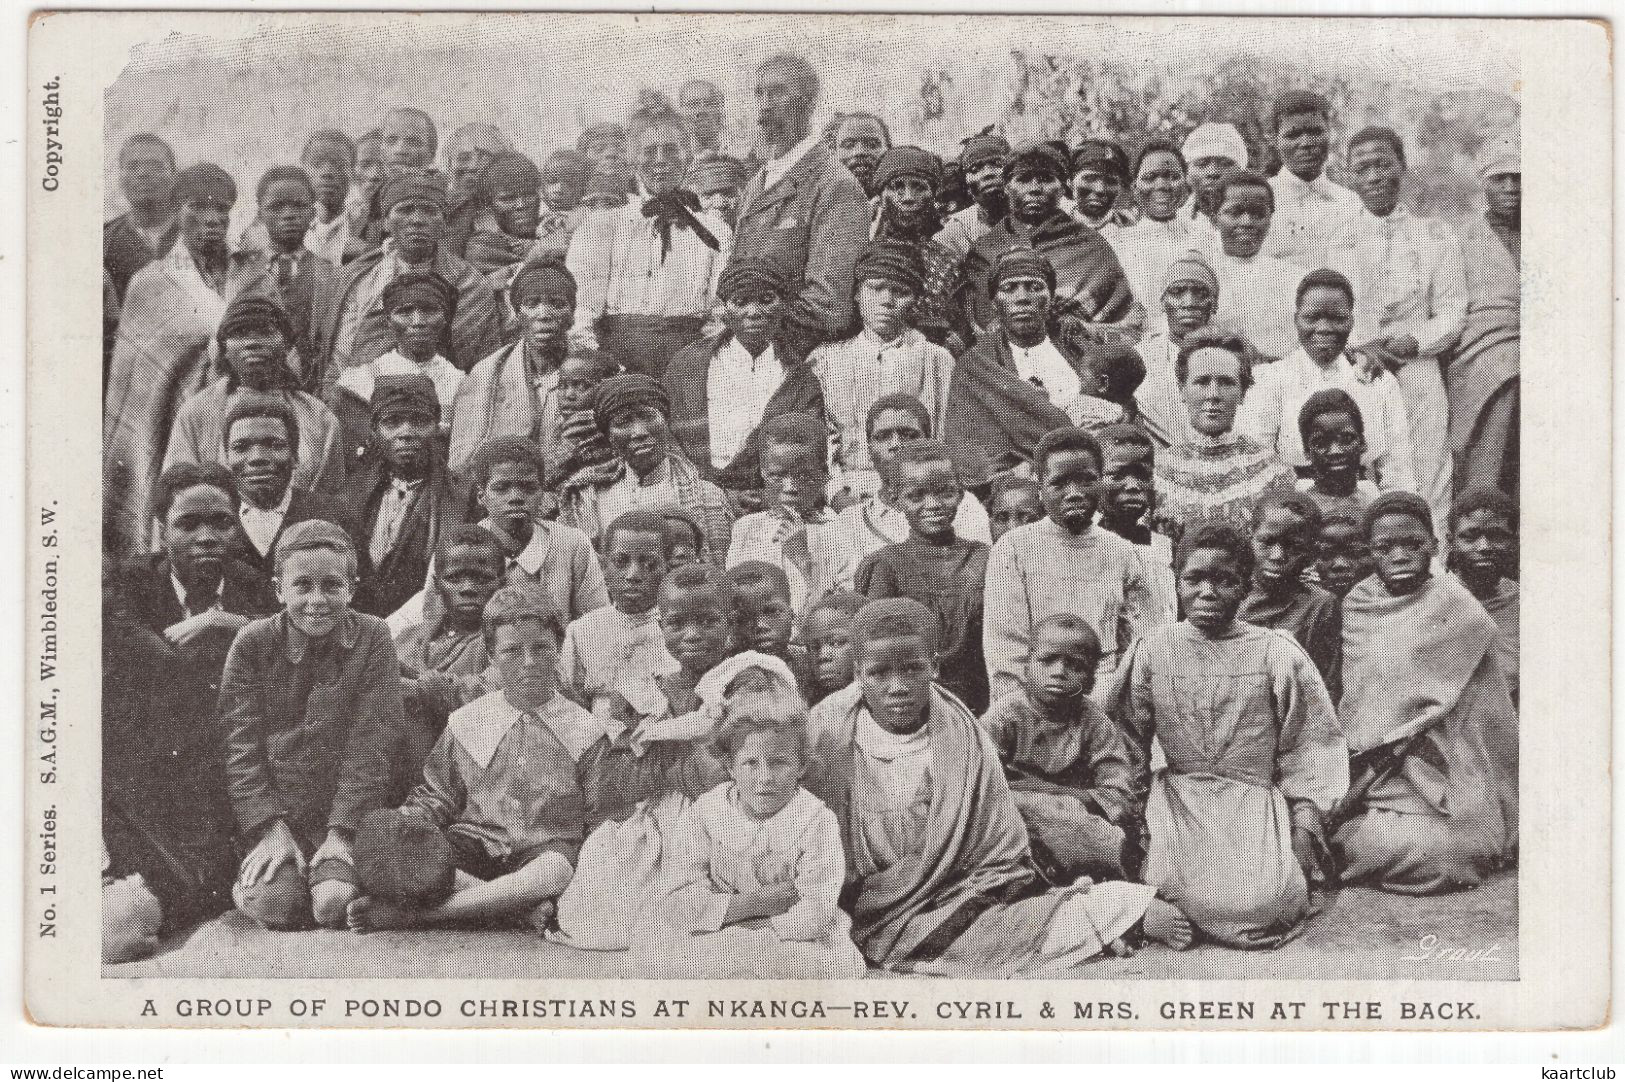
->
[561,410,599,444]
[240,818,305,886]
[1291,824,1323,886]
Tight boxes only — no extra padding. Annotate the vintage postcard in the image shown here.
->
[23,10,1610,1031]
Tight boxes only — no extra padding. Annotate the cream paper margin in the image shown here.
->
[21,10,1610,1033]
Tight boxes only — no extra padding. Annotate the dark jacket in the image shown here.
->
[230,486,359,581]
[225,248,344,394]
[943,326,1088,482]
[731,140,872,362]
[344,456,472,618]
[662,330,827,493]
[219,610,406,845]
[104,211,178,304]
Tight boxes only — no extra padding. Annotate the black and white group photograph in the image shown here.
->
[86,13,1528,987]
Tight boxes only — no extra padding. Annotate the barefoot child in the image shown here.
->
[348,584,594,931]
[222,520,406,930]
[984,426,1159,702]
[981,615,1138,884]
[806,596,1188,973]
[1239,492,1343,700]
[1313,510,1374,599]
[639,685,866,978]
[560,510,680,720]
[803,590,866,705]
[1295,389,1379,520]
[855,439,991,712]
[725,412,857,614]
[1111,522,1347,948]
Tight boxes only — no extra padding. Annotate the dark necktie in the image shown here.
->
[641,189,719,260]
[183,583,216,618]
[272,253,297,292]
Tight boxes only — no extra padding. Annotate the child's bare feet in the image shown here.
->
[527,899,557,933]
[346,895,419,933]
[1142,898,1194,950]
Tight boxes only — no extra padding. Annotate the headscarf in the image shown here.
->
[1476,131,1520,181]
[686,152,748,191]
[960,130,1011,170]
[1182,122,1249,168]
[382,271,457,318]
[1005,140,1069,182]
[578,121,627,153]
[171,163,237,208]
[873,146,943,192]
[379,168,449,214]
[988,246,1056,295]
[593,373,671,435]
[480,152,540,202]
[1070,137,1130,182]
[853,240,925,293]
[216,294,294,352]
[716,256,794,301]
[372,371,441,422]
[1162,251,1219,296]
[510,256,578,307]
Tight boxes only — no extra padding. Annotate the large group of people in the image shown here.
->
[100,51,1520,975]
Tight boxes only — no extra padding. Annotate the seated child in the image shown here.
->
[986,474,1043,545]
[638,684,866,979]
[1081,342,1147,430]
[1238,492,1342,700]
[471,435,609,623]
[723,561,811,697]
[1111,522,1347,948]
[222,520,407,930]
[855,439,990,713]
[662,507,706,568]
[1095,424,1176,623]
[812,242,954,505]
[983,426,1159,702]
[982,614,1137,883]
[1295,389,1380,520]
[348,584,595,931]
[561,510,680,722]
[1314,510,1374,599]
[394,525,510,759]
[803,590,866,705]
[330,273,465,460]
[1448,485,1520,705]
[829,392,991,560]
[726,412,856,614]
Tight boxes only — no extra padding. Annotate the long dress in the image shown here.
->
[633,783,867,979]
[805,683,1154,976]
[1334,573,1518,895]
[1445,214,1520,495]
[1152,430,1298,542]
[1110,621,1347,948]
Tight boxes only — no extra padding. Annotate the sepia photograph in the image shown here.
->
[18,9,1612,1036]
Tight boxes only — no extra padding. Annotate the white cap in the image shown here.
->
[1182,122,1249,170]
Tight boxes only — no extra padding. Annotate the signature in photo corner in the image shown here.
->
[1399,933,1506,963]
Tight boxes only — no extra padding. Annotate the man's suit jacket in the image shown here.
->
[731,140,871,363]
[225,248,344,394]
[231,485,359,580]
[344,458,473,619]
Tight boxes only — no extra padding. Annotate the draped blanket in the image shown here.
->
[960,211,1136,336]
[944,329,1075,482]
[1445,214,1520,459]
[104,243,228,555]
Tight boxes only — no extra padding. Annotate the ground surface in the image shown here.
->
[108,870,1516,981]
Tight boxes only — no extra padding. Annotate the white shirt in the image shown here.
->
[597,458,680,528]
[759,130,821,194]
[1326,205,1467,357]
[369,476,425,566]
[1210,250,1305,362]
[1008,336,1081,411]
[1236,347,1418,493]
[238,487,293,558]
[336,349,464,422]
[565,200,732,338]
[1264,170,1362,269]
[707,340,783,469]
[305,211,350,267]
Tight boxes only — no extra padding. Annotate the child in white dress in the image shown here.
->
[634,682,866,979]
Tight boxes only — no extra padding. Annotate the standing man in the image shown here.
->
[318,169,501,384]
[933,130,1010,260]
[567,108,731,379]
[357,107,440,249]
[105,132,179,305]
[1328,126,1466,533]
[1263,90,1361,269]
[301,130,357,266]
[731,53,871,363]
[828,111,891,199]
[678,79,728,155]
